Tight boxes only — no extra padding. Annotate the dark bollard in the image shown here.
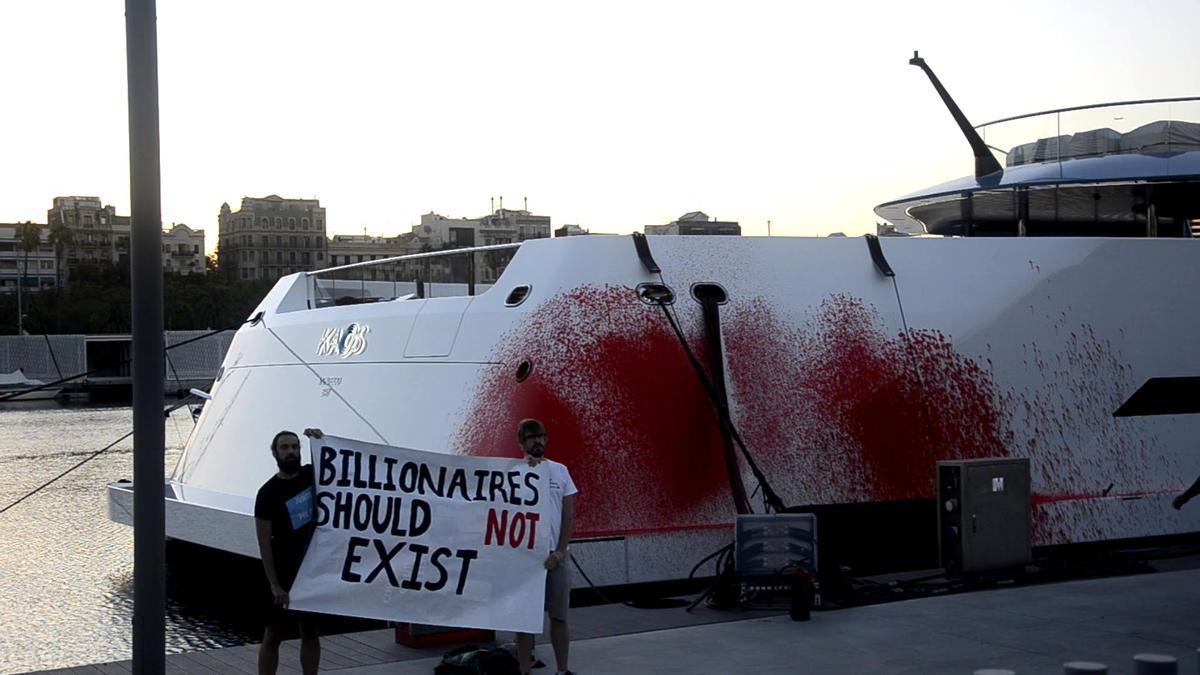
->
[1063,662,1107,675]
[789,567,812,621]
[1133,653,1177,675]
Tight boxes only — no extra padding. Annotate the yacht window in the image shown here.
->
[505,285,532,307]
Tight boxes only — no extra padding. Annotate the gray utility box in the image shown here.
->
[734,513,818,576]
[937,458,1031,573]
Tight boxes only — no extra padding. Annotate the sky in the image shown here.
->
[3,1,1199,252]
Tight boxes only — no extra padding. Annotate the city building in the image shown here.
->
[413,212,485,250]
[412,206,551,250]
[644,211,741,236]
[410,204,552,282]
[0,223,56,293]
[162,223,206,275]
[554,224,590,237]
[480,204,552,243]
[217,195,327,281]
[47,196,131,284]
[325,233,420,268]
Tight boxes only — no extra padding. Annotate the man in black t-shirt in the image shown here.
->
[254,429,319,675]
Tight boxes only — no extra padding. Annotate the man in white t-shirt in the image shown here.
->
[516,418,578,675]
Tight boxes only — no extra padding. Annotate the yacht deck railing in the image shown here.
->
[974,97,1200,168]
[303,242,522,308]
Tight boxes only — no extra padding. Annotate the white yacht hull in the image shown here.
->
[109,234,1200,583]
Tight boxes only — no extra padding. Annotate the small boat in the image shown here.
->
[0,370,63,402]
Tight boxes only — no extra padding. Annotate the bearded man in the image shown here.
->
[254,429,321,675]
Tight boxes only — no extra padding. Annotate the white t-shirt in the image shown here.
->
[543,459,578,552]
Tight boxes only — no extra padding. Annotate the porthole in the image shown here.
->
[505,285,532,307]
[691,282,729,305]
[636,282,675,305]
[515,360,533,382]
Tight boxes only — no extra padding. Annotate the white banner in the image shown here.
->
[289,434,551,633]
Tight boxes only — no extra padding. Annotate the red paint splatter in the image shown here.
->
[457,285,1178,546]
[1032,493,1105,506]
[1012,320,1173,544]
[455,285,733,536]
[1030,490,1171,506]
[723,295,1012,505]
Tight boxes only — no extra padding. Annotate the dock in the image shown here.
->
[0,331,232,398]
[30,567,1200,674]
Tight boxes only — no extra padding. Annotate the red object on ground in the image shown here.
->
[790,568,812,622]
[393,623,495,648]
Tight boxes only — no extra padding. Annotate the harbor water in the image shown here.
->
[0,402,258,674]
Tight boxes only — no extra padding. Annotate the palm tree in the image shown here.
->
[47,221,72,288]
[14,222,41,334]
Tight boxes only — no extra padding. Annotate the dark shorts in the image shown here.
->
[264,602,320,638]
[263,576,318,633]
[545,562,570,621]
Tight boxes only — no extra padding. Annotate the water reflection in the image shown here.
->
[0,402,382,673]
[0,404,253,673]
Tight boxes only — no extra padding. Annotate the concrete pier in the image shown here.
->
[31,568,1200,674]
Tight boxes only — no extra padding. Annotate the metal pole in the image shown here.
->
[467,251,476,296]
[124,1,165,673]
[15,253,23,335]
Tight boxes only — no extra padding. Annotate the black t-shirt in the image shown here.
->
[254,465,316,590]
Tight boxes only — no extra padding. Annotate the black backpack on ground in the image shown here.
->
[433,644,520,675]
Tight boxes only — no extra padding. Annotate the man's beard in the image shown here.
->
[527,445,545,457]
[277,455,302,474]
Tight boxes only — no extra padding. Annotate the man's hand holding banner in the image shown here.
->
[289,435,551,633]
